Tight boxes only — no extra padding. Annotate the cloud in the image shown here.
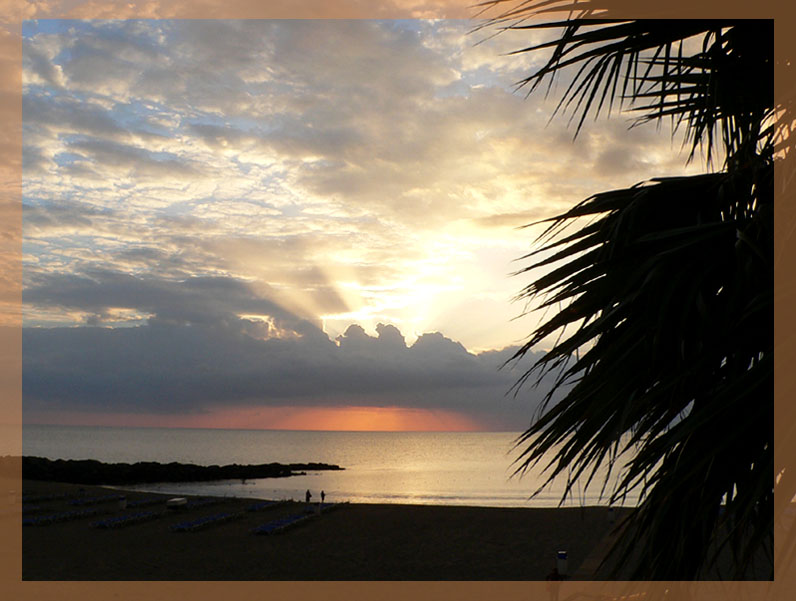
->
[23,21,590,226]
[23,93,128,140]
[23,270,301,328]
[24,198,118,227]
[52,21,167,100]
[22,18,708,356]
[65,137,206,180]
[471,209,551,229]
[21,145,52,175]
[22,42,66,88]
[22,317,551,430]
[21,263,547,429]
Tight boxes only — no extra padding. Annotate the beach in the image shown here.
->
[20,479,623,580]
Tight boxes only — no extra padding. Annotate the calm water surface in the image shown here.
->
[22,425,639,508]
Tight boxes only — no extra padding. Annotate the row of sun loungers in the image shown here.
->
[317,502,340,514]
[68,494,124,506]
[21,492,69,503]
[23,508,103,526]
[170,511,243,532]
[127,497,167,508]
[184,497,224,510]
[251,512,309,535]
[246,500,279,512]
[251,503,341,535]
[22,494,344,535]
[21,496,222,526]
[91,511,159,529]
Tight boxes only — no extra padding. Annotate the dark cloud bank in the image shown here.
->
[22,273,557,430]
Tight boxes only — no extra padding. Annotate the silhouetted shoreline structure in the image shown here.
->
[18,456,343,485]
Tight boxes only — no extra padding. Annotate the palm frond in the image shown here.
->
[476,5,776,579]
[510,164,772,578]
[477,10,773,168]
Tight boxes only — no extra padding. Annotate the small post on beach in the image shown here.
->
[556,551,568,578]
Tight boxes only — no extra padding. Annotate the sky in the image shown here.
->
[21,19,705,431]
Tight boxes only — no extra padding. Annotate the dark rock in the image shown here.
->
[19,456,344,485]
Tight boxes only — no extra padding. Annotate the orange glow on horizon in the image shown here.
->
[259,406,485,432]
[25,405,489,432]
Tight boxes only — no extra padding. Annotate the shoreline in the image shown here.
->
[21,479,625,580]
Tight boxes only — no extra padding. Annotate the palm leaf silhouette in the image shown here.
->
[480,5,775,579]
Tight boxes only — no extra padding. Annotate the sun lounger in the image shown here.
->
[169,511,243,532]
[251,513,309,535]
[22,508,103,526]
[90,511,159,529]
[68,494,124,507]
[246,500,278,512]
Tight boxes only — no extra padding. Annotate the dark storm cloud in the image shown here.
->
[22,316,553,428]
[23,271,298,327]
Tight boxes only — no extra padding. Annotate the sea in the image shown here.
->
[21,424,640,508]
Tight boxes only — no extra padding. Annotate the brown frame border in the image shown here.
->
[1,1,792,600]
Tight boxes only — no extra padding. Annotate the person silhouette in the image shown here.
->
[321,490,326,504]
[305,489,312,505]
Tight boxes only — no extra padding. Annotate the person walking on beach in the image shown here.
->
[321,490,325,504]
[305,489,312,505]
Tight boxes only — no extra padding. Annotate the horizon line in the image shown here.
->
[22,421,523,435]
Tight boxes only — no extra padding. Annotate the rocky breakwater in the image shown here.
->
[21,456,343,485]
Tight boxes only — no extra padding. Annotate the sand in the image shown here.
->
[20,480,624,581]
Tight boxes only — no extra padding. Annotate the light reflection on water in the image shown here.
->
[22,425,640,508]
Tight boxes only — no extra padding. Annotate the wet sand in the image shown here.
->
[21,480,623,580]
